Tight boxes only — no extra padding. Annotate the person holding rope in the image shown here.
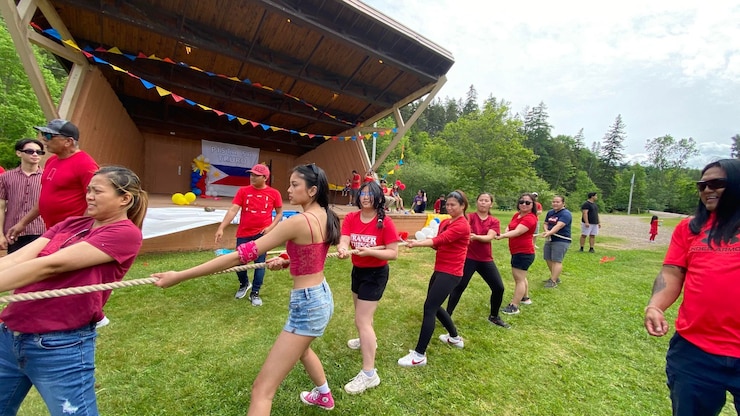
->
[445,192,510,329]
[541,195,572,288]
[398,190,470,367]
[644,159,740,415]
[153,164,341,414]
[337,180,400,394]
[0,166,147,416]
[496,192,538,315]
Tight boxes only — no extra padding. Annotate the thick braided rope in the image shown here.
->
[0,241,410,304]
[0,277,159,304]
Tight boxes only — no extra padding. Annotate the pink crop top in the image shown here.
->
[285,212,329,276]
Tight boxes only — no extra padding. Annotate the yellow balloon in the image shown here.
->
[175,195,188,205]
[172,193,185,204]
[184,192,197,203]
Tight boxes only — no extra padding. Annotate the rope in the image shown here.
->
[0,277,158,304]
[0,241,409,304]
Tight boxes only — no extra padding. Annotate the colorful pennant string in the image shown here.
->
[30,24,401,141]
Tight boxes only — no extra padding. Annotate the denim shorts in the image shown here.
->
[284,280,334,337]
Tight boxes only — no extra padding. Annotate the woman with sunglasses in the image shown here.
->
[644,159,740,415]
[446,192,509,328]
[337,180,400,394]
[398,190,470,367]
[0,166,148,415]
[496,193,538,315]
[154,164,341,414]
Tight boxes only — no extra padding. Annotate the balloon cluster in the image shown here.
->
[191,155,210,197]
[171,192,197,205]
[414,218,440,240]
[395,179,406,191]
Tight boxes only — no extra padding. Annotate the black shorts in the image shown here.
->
[351,264,389,301]
[511,253,535,271]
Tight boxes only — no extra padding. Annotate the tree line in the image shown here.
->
[369,85,739,214]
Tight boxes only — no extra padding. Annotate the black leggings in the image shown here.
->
[447,258,505,318]
[415,271,460,354]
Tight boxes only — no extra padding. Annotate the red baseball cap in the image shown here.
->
[248,164,270,179]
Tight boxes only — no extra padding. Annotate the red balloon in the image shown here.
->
[399,184,406,190]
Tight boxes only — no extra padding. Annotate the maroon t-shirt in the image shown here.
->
[467,213,501,262]
[1,216,142,333]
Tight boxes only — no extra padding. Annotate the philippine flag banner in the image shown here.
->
[202,139,259,197]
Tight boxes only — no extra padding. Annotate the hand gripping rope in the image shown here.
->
[0,242,409,304]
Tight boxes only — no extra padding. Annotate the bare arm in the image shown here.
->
[0,240,115,292]
[215,204,240,243]
[263,206,283,235]
[543,221,567,237]
[472,229,497,243]
[644,265,685,337]
[581,209,589,226]
[496,224,529,240]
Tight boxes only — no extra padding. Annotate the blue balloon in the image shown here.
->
[192,188,202,196]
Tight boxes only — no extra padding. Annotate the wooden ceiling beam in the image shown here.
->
[52,0,399,108]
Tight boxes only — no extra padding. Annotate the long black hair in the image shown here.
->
[292,164,341,245]
[355,180,386,229]
[689,159,740,247]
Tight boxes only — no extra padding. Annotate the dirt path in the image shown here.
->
[596,211,687,250]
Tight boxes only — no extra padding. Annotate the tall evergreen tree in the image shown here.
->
[600,114,626,166]
[461,85,479,117]
[731,134,740,158]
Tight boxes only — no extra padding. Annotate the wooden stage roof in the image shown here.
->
[26,0,454,156]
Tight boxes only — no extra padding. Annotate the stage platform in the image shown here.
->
[140,194,429,253]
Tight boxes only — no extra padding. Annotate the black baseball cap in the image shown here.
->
[34,119,80,140]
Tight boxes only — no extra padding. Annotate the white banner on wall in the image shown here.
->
[201,140,259,197]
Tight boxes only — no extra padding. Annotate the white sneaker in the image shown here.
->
[344,370,381,394]
[347,338,361,350]
[398,350,427,367]
[439,334,464,348]
[96,316,110,329]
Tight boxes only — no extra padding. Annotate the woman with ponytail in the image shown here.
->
[154,164,341,414]
[0,166,147,415]
[337,180,400,394]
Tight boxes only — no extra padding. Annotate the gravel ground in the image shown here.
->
[595,211,688,250]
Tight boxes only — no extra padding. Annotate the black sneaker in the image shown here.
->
[520,297,532,305]
[501,304,520,315]
[541,278,562,284]
[579,247,584,252]
[488,316,511,329]
[250,291,263,306]
[589,248,595,253]
[544,280,558,288]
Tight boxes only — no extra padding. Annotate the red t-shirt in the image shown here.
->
[38,151,98,228]
[665,216,740,357]
[431,216,471,276]
[0,216,142,333]
[351,173,361,190]
[232,185,283,237]
[341,211,400,268]
[650,220,658,234]
[433,199,442,213]
[467,213,501,262]
[364,175,374,183]
[507,212,537,255]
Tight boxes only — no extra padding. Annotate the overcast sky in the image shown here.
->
[363,0,739,168]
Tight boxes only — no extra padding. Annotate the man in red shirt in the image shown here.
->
[215,163,283,305]
[349,170,361,205]
[7,120,98,238]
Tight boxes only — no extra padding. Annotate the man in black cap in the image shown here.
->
[7,119,98,237]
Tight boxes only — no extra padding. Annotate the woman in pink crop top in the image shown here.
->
[154,164,341,414]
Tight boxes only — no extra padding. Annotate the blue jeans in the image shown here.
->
[236,233,265,292]
[0,323,98,416]
[666,332,740,416]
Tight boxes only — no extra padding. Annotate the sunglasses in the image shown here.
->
[359,191,371,197]
[696,178,727,192]
[21,149,45,155]
[306,163,319,175]
[518,200,533,205]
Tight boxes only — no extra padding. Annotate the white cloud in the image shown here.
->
[364,0,740,154]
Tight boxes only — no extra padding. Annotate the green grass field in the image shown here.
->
[11,217,736,415]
